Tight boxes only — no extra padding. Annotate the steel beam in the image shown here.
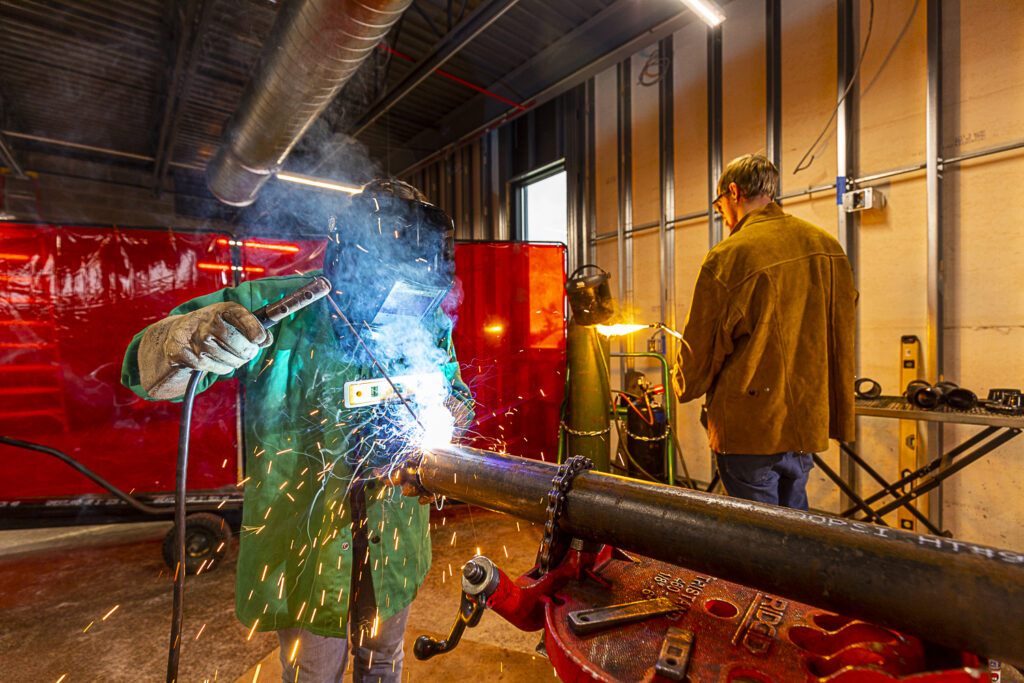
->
[658,35,676,335]
[350,0,522,138]
[399,2,691,176]
[925,0,945,524]
[564,85,587,273]
[765,0,781,176]
[413,443,1024,666]
[616,57,633,363]
[836,0,860,510]
[0,130,27,179]
[586,77,597,265]
[706,24,722,248]
[151,0,200,194]
[0,87,28,179]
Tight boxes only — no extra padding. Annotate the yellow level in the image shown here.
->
[897,335,926,530]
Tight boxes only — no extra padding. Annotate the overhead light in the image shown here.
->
[678,0,726,27]
[197,262,265,273]
[276,171,361,194]
[217,238,300,253]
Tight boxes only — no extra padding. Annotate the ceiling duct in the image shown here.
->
[206,0,412,206]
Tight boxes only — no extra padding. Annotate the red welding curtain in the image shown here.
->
[0,225,240,498]
[0,227,565,502]
[447,243,566,461]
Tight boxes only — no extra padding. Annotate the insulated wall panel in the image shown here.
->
[722,0,766,164]
[672,216,713,485]
[630,44,662,229]
[780,0,837,196]
[672,22,708,217]
[857,0,927,172]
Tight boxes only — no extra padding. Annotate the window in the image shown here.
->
[515,167,567,245]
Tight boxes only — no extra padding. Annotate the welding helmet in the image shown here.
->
[324,180,455,332]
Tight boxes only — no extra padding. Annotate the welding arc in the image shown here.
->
[324,293,426,432]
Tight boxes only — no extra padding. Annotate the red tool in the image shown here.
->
[418,544,987,682]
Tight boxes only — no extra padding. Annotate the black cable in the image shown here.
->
[166,370,203,683]
[860,0,920,99]
[0,436,168,515]
[793,0,875,175]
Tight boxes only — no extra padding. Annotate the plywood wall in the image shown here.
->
[411,0,1024,551]
[590,0,1024,551]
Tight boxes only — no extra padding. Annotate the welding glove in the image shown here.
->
[137,302,272,400]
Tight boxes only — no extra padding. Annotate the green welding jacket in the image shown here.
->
[121,271,473,637]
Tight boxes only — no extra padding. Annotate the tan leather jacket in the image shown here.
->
[672,202,857,454]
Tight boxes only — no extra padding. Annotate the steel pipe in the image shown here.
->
[416,443,1024,665]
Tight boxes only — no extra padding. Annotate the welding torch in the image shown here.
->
[167,275,331,683]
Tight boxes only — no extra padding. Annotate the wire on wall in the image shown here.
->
[793,0,875,175]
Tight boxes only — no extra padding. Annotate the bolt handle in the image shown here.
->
[413,590,485,660]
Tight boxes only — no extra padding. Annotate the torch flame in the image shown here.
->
[594,323,650,337]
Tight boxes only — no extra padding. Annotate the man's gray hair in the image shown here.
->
[718,154,779,200]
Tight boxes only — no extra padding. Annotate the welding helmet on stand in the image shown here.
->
[324,179,455,338]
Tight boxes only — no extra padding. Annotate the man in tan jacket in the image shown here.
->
[671,154,856,510]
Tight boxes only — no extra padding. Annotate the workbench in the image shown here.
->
[813,396,1024,536]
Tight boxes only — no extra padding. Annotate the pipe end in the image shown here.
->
[206,147,274,207]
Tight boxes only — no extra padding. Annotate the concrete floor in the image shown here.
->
[1,507,1019,683]
[0,505,555,682]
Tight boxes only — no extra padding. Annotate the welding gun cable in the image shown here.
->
[0,435,173,515]
[165,276,332,683]
[167,369,203,683]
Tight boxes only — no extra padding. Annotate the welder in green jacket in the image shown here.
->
[122,179,472,682]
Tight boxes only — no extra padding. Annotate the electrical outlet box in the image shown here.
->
[842,187,886,212]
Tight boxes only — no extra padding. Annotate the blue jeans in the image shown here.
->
[277,605,410,683]
[715,451,814,510]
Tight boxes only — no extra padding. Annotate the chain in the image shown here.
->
[622,422,670,442]
[560,421,611,437]
[537,455,593,574]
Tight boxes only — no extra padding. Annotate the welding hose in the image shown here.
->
[0,436,170,515]
[167,369,203,683]
[165,276,332,683]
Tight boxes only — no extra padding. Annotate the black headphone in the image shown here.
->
[854,377,882,399]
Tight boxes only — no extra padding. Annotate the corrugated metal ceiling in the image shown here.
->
[0,0,687,198]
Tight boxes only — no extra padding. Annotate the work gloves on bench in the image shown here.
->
[138,302,272,400]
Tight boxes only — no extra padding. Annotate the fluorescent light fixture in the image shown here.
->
[276,171,361,194]
[678,0,726,27]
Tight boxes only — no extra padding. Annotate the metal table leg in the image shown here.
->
[870,428,1021,519]
[836,442,943,535]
